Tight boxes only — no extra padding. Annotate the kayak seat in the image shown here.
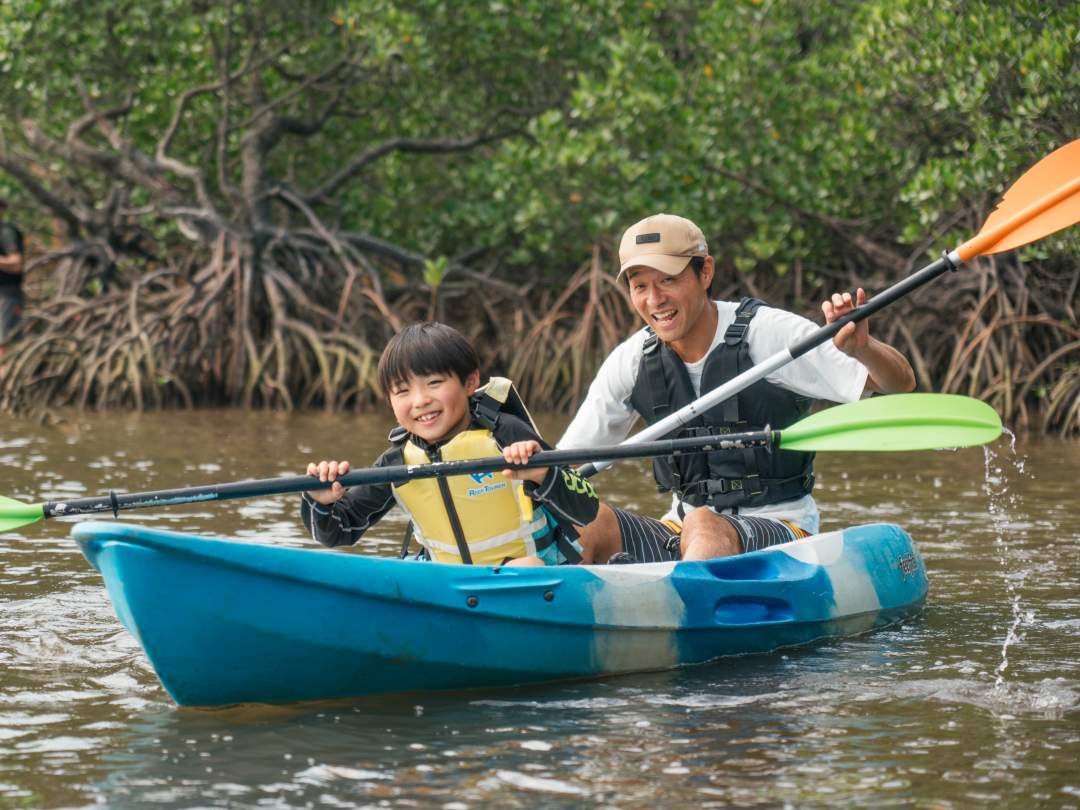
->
[703,550,816,582]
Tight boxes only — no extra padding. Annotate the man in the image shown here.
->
[561,213,915,562]
[0,198,25,343]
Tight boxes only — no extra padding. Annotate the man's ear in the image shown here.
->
[700,255,716,294]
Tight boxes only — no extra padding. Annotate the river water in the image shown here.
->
[1,410,1078,808]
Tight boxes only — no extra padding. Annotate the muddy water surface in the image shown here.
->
[1,410,1078,808]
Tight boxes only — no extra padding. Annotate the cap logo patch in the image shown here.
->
[636,233,661,244]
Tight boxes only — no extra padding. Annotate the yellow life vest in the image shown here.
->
[391,379,550,565]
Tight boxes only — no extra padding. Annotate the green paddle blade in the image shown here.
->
[778,393,1002,452]
[0,496,46,533]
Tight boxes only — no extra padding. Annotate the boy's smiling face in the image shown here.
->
[388,370,480,444]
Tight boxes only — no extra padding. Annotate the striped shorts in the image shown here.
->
[718,514,811,553]
[611,508,681,563]
[611,508,810,561]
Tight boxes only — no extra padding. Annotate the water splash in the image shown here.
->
[983,429,1034,692]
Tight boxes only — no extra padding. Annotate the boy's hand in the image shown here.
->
[305,459,350,505]
[502,440,547,484]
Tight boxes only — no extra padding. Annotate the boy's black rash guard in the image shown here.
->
[300,414,599,550]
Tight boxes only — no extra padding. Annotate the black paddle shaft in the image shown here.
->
[40,430,774,520]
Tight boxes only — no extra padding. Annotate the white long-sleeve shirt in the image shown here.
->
[558,300,869,533]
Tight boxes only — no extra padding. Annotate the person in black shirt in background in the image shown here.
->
[0,197,25,344]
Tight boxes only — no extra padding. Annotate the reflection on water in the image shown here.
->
[1,410,1078,808]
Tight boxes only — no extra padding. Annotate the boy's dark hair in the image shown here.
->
[378,321,480,395]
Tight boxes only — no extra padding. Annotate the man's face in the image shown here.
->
[626,260,713,344]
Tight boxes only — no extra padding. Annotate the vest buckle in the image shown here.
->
[473,395,501,430]
[723,319,750,346]
[706,478,741,495]
[745,472,763,496]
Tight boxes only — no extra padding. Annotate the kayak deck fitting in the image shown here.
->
[74,521,927,707]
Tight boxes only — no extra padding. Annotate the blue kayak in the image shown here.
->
[74,521,927,706]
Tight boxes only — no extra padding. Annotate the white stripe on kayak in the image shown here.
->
[796,529,882,621]
[777,530,845,567]
[587,563,683,673]
[586,562,678,583]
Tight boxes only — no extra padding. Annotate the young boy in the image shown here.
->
[301,321,598,566]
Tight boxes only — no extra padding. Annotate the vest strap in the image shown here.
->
[719,298,760,424]
[723,303,756,346]
[433,456,474,564]
[398,520,415,560]
[473,377,543,437]
[553,531,583,564]
[473,392,501,431]
[679,470,809,499]
[641,329,670,418]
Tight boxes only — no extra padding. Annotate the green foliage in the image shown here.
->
[0,0,1076,273]
[1,1,1077,429]
[471,0,1079,274]
[422,255,447,289]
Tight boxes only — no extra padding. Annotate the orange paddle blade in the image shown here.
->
[956,138,1080,261]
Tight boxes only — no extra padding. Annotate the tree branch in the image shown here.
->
[336,229,427,267]
[704,161,909,274]
[0,153,85,236]
[242,56,353,136]
[157,39,294,160]
[304,131,509,205]
[275,85,348,138]
[24,107,223,242]
[74,82,135,153]
[66,89,133,146]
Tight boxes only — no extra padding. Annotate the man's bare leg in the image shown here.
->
[574,503,622,564]
[679,508,741,560]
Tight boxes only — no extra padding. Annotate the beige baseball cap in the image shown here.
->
[617,214,708,281]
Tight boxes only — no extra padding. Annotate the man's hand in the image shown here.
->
[823,287,916,393]
[822,288,869,358]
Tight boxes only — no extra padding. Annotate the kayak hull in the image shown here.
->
[73,521,927,706]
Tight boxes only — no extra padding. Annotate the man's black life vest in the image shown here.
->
[627,298,815,511]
